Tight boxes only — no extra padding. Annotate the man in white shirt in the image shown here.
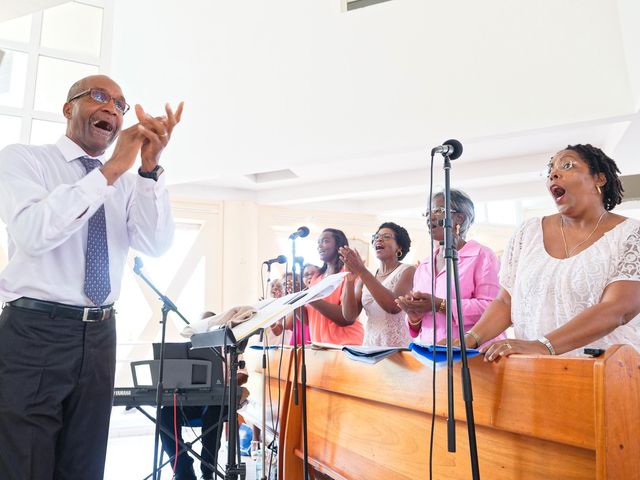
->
[0,74,183,480]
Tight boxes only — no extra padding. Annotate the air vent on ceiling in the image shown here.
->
[245,169,298,184]
[341,0,393,12]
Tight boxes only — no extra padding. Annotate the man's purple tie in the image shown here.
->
[79,156,111,306]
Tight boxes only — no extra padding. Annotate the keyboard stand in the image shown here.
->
[135,405,226,480]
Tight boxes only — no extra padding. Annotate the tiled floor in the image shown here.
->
[106,407,262,480]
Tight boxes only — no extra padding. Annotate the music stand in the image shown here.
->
[189,274,346,479]
[191,327,248,480]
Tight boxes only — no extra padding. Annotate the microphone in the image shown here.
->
[133,256,143,274]
[289,226,310,240]
[431,139,463,160]
[263,255,287,266]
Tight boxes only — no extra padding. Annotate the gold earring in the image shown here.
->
[455,224,461,236]
[596,185,602,195]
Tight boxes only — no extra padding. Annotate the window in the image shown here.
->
[0,1,108,149]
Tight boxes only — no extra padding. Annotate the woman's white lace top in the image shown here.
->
[362,263,413,347]
[500,217,640,355]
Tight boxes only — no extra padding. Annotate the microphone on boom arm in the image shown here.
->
[431,139,463,160]
[263,255,287,266]
[289,226,310,240]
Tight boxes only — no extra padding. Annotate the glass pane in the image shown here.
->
[174,257,206,330]
[0,115,22,149]
[113,224,204,385]
[30,119,66,145]
[41,2,103,57]
[0,14,31,43]
[34,56,98,113]
[0,49,28,108]
[138,223,202,292]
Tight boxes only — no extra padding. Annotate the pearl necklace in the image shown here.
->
[560,211,607,258]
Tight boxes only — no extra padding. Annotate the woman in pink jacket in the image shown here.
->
[397,189,504,347]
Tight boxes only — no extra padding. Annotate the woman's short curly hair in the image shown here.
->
[564,144,624,211]
[376,222,411,260]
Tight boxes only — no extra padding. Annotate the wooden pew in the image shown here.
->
[278,345,640,480]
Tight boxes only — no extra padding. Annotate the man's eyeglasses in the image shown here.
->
[422,207,457,218]
[371,233,395,244]
[68,88,130,115]
[541,159,575,178]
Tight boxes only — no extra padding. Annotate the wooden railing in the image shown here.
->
[246,345,640,480]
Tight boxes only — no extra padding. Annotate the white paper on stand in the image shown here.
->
[196,272,349,344]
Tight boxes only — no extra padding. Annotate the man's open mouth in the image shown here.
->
[92,120,114,133]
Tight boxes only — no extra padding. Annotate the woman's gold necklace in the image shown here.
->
[376,262,401,278]
[560,211,607,258]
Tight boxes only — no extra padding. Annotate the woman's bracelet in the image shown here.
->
[438,298,446,313]
[464,331,481,348]
[537,336,556,355]
[407,316,423,329]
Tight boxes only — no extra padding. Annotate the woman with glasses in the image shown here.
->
[339,222,416,346]
[396,189,504,346]
[306,228,365,345]
[466,145,640,360]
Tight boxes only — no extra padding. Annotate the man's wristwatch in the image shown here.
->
[138,165,164,181]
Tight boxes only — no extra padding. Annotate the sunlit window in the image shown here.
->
[41,2,103,57]
[114,222,207,385]
[34,56,99,113]
[0,1,105,139]
[0,114,22,149]
[0,49,28,108]
[0,14,31,43]
[30,118,66,144]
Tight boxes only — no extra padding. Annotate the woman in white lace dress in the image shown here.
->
[465,144,640,360]
[340,222,416,346]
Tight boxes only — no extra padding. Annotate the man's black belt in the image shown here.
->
[7,297,115,322]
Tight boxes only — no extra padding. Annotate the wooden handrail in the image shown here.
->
[265,345,640,480]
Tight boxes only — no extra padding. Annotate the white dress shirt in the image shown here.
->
[0,136,175,306]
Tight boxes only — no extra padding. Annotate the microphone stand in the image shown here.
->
[133,260,191,480]
[260,329,267,480]
[290,240,310,480]
[265,262,273,302]
[259,261,272,480]
[259,257,282,479]
[441,154,480,479]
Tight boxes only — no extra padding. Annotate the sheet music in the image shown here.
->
[230,302,294,342]
[208,272,349,343]
[231,272,347,341]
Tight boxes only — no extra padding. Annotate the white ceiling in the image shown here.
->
[108,0,640,217]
